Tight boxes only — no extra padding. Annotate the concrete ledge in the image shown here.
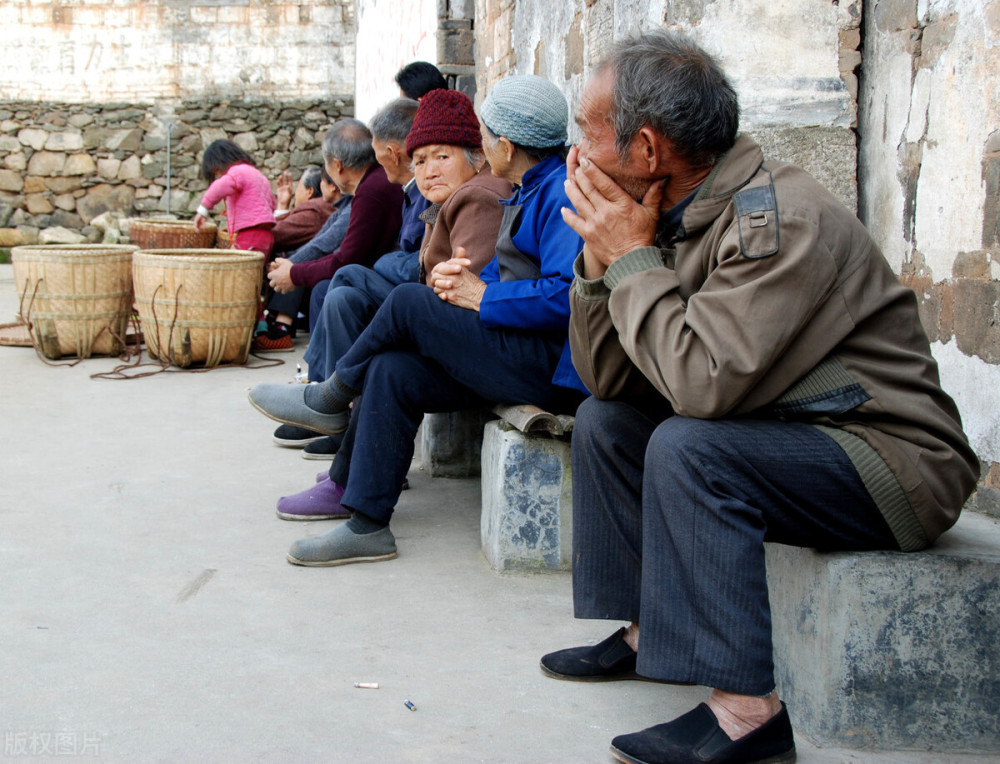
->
[767,511,1000,752]
[480,419,572,571]
[419,410,492,478]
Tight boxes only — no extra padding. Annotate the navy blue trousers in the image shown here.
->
[303,265,397,381]
[571,397,899,696]
[328,283,570,523]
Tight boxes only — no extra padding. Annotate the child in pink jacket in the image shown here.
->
[194,140,276,256]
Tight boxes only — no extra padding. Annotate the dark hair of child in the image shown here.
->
[201,139,256,182]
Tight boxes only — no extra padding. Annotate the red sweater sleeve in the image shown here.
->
[290,166,404,288]
[271,199,333,253]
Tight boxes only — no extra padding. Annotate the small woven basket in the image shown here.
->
[132,248,265,367]
[11,244,138,359]
[216,228,233,249]
[129,219,218,250]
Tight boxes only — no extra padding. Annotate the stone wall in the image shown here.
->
[474,0,862,210]
[859,1,1000,517]
[0,0,355,102]
[0,98,352,246]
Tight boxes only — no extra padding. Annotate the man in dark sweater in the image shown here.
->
[266,119,404,306]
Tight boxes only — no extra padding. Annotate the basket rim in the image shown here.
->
[11,244,139,256]
[129,219,217,231]
[133,248,265,263]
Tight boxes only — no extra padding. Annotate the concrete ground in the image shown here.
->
[0,263,994,763]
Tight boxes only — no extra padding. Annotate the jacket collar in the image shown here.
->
[503,153,565,206]
[681,135,764,236]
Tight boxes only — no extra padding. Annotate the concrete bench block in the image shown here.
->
[420,410,491,478]
[480,420,572,571]
[766,512,1000,752]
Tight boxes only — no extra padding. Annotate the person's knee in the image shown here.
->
[573,397,645,457]
[645,417,720,480]
[323,286,366,322]
[331,264,366,289]
[379,282,440,327]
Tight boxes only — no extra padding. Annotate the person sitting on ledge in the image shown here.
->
[280,90,514,459]
[259,120,404,351]
[537,29,978,764]
[247,75,587,566]
[270,165,340,254]
[270,98,428,437]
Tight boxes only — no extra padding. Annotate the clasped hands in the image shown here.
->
[559,145,664,279]
[267,258,295,293]
[429,246,486,311]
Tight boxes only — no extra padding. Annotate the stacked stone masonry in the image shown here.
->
[0,98,353,247]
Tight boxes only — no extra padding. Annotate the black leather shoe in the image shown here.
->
[610,702,796,764]
[539,627,641,681]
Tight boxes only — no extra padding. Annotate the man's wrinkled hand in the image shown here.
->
[267,258,295,293]
[560,145,663,272]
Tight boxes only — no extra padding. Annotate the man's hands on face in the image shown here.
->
[429,246,486,312]
[267,258,295,293]
[560,145,664,279]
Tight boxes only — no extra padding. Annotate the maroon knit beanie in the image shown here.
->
[405,89,482,155]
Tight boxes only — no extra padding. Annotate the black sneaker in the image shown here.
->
[273,424,327,448]
[301,433,344,460]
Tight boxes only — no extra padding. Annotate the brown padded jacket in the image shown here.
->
[418,169,513,283]
[569,135,979,550]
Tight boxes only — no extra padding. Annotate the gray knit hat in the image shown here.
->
[480,75,568,149]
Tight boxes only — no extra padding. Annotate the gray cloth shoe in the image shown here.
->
[248,383,348,436]
[287,524,398,567]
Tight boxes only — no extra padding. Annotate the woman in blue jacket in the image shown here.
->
[248,75,586,566]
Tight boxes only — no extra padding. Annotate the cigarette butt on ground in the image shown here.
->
[353,682,379,689]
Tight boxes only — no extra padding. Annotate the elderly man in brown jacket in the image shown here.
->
[538,30,979,764]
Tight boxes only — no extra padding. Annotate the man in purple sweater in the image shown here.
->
[267,119,404,304]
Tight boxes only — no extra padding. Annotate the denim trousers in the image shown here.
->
[302,264,398,381]
[328,283,568,524]
[571,396,899,696]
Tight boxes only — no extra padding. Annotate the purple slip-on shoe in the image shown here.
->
[276,477,351,521]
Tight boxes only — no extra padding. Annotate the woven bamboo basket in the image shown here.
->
[132,248,265,367]
[215,228,232,248]
[129,219,217,250]
[11,244,138,359]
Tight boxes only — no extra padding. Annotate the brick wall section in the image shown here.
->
[0,98,352,245]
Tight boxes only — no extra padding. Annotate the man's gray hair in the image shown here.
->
[322,119,376,169]
[605,30,739,168]
[370,98,420,144]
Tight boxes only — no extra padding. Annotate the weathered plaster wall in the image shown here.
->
[475,0,863,210]
[354,0,439,122]
[354,0,479,122]
[0,0,355,102]
[859,0,1000,514]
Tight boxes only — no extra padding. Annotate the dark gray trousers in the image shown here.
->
[570,396,898,695]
